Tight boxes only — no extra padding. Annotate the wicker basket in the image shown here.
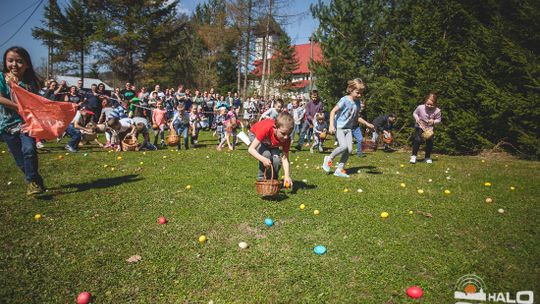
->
[362,140,377,152]
[319,132,327,140]
[122,134,138,151]
[166,128,179,146]
[421,129,434,140]
[255,165,280,197]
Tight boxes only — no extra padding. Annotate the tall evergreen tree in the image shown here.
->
[311,0,540,157]
[33,0,98,80]
[94,0,178,83]
[270,33,299,92]
[191,0,240,92]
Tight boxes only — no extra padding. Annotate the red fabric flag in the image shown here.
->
[10,82,78,140]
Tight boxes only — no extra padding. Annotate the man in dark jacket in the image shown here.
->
[371,113,397,151]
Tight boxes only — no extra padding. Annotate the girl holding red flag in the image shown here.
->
[0,46,45,195]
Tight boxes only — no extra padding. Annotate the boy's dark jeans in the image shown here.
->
[65,124,81,149]
[257,143,281,180]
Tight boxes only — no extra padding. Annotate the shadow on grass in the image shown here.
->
[261,193,289,202]
[346,166,383,175]
[290,180,317,194]
[259,180,317,201]
[43,174,142,200]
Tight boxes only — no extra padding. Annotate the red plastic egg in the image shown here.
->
[406,286,423,299]
[77,291,92,304]
[157,217,167,224]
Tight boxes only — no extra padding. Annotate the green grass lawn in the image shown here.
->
[0,132,538,303]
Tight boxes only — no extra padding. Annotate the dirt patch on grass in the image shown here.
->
[237,223,266,239]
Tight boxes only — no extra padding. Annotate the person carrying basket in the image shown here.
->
[410,93,441,164]
[248,112,294,190]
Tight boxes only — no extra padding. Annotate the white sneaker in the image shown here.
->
[36,142,44,149]
[322,156,332,173]
[425,158,432,164]
[410,155,417,164]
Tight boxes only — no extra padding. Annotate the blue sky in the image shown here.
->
[0,0,322,71]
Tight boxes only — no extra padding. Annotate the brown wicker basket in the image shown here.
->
[421,129,434,140]
[319,132,327,140]
[122,134,138,151]
[255,164,280,197]
[166,128,179,146]
[361,140,377,152]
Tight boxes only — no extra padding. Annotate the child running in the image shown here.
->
[0,46,45,194]
[323,78,366,178]
[310,113,328,153]
[248,112,294,188]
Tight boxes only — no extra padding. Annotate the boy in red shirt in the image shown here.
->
[248,112,294,188]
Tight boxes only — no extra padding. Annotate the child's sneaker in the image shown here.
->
[36,141,45,149]
[410,155,417,164]
[26,182,44,195]
[425,158,432,164]
[65,145,78,153]
[318,145,324,153]
[322,156,332,173]
[333,168,350,178]
[310,147,314,154]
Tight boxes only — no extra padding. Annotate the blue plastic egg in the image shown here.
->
[264,218,274,227]
[314,245,327,255]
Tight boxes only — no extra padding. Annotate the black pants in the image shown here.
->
[412,127,433,158]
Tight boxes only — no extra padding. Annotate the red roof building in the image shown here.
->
[251,42,323,92]
[293,42,323,75]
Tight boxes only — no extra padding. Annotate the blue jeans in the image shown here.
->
[173,121,189,149]
[296,120,312,148]
[2,131,43,185]
[291,124,301,142]
[65,124,82,149]
[352,126,363,155]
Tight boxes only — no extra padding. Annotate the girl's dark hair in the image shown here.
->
[2,46,41,91]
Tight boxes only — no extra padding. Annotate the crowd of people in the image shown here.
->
[1,46,441,195]
[36,78,408,155]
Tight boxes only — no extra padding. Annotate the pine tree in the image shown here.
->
[270,33,299,92]
[33,0,98,80]
[311,0,540,157]
[94,0,178,83]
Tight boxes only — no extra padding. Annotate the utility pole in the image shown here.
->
[309,34,313,91]
[47,0,53,78]
[260,0,273,98]
[242,0,253,100]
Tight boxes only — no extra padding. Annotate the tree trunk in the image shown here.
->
[80,48,84,84]
[260,36,267,96]
[242,0,252,100]
[260,0,273,98]
[237,39,242,94]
